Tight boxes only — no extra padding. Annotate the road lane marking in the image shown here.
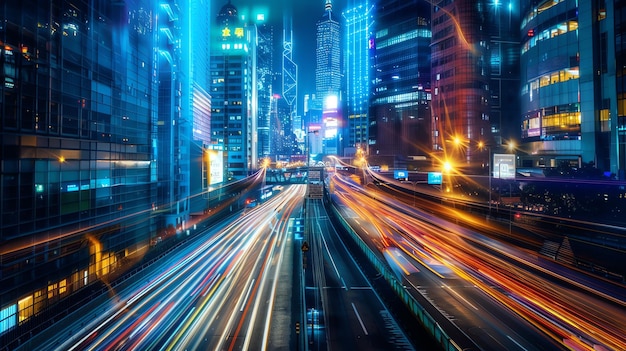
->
[240,278,255,312]
[351,303,369,336]
[507,335,528,351]
[442,283,479,310]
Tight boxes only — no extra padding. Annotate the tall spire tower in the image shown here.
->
[315,0,341,103]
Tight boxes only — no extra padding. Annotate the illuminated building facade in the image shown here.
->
[0,0,158,340]
[316,0,342,103]
[255,15,274,160]
[369,0,431,167]
[282,20,298,130]
[431,0,491,167]
[488,0,521,146]
[343,3,373,152]
[520,0,617,174]
[183,0,213,217]
[210,1,258,180]
[157,0,189,238]
[618,1,626,178]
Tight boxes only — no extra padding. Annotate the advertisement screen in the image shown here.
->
[208,149,224,185]
[394,170,408,181]
[427,172,442,185]
[493,154,516,179]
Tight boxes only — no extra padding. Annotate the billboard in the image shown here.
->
[427,172,442,185]
[394,170,408,181]
[493,154,516,179]
[207,149,224,185]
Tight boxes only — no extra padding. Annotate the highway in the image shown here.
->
[304,198,419,350]
[330,172,626,351]
[22,182,422,351]
[27,185,306,351]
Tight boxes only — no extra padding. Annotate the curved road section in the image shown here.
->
[330,173,625,351]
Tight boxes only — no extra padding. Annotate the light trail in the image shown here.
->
[331,173,626,351]
[51,185,306,351]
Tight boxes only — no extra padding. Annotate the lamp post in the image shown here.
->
[478,141,492,216]
[506,141,517,233]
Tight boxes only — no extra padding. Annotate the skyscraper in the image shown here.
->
[616,0,626,178]
[173,0,213,219]
[431,0,491,168]
[157,0,189,238]
[488,1,521,146]
[279,19,298,156]
[519,0,618,175]
[369,0,431,167]
[0,0,158,340]
[210,0,258,180]
[343,3,373,152]
[315,0,342,102]
[282,19,298,121]
[256,14,275,160]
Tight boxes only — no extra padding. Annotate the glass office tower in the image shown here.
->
[520,0,617,174]
[617,0,626,178]
[488,1,521,146]
[210,1,258,180]
[0,0,158,338]
[343,2,373,152]
[369,0,431,167]
[431,0,491,167]
[316,0,342,103]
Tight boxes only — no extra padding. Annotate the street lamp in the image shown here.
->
[478,141,492,216]
[505,140,517,233]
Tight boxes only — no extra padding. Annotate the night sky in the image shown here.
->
[214,0,348,97]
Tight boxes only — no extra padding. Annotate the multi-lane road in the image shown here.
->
[16,171,626,351]
[21,182,423,351]
[24,185,306,351]
[304,198,420,350]
[330,171,626,351]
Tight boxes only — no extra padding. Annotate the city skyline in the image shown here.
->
[2,1,626,349]
[226,0,347,95]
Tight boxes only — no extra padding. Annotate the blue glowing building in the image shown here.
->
[0,0,158,341]
[343,2,373,153]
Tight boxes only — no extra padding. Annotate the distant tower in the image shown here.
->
[315,0,341,102]
[343,3,373,151]
[282,18,298,118]
[256,13,274,159]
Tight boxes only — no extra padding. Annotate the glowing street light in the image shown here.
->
[507,140,517,153]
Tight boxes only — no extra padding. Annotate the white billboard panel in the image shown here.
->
[208,149,224,184]
[493,153,516,179]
